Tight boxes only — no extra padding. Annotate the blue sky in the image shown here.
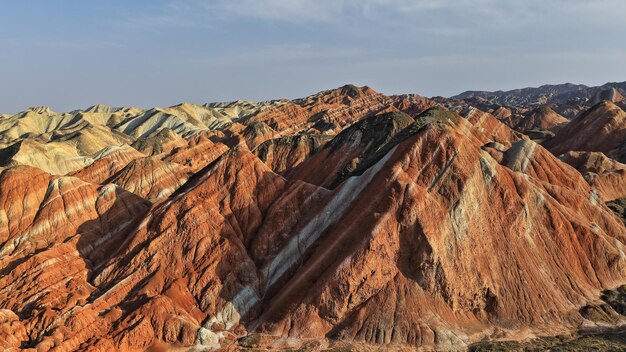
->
[1,0,625,113]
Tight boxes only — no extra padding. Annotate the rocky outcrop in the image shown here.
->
[608,198,626,226]
[0,309,26,350]
[591,88,624,105]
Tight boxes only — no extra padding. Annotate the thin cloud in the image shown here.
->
[37,40,123,49]
[202,0,346,23]
[154,0,626,36]
[187,43,366,66]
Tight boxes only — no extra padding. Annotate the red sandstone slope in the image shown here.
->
[243,85,408,135]
[106,157,191,202]
[253,110,625,348]
[7,148,327,351]
[70,144,145,184]
[544,101,626,157]
[163,130,232,173]
[560,151,626,201]
[253,134,332,174]
[0,166,150,350]
[288,111,416,188]
[516,106,568,131]
[1,87,626,351]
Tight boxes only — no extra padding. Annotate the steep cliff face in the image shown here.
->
[1,85,626,351]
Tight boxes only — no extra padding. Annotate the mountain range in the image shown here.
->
[1,83,626,351]
[453,81,626,107]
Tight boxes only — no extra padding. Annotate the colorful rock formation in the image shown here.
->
[1,84,625,351]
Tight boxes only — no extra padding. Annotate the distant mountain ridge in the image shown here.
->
[453,81,626,106]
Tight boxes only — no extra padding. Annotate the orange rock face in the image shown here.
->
[253,108,625,349]
[70,144,145,184]
[508,105,569,132]
[245,85,404,135]
[107,156,190,202]
[560,151,626,201]
[253,134,332,174]
[1,86,626,351]
[544,101,626,157]
[0,310,27,350]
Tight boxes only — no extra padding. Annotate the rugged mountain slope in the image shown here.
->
[590,87,624,105]
[560,151,626,201]
[244,85,411,135]
[70,144,146,184]
[544,101,626,159]
[252,112,626,349]
[0,167,150,351]
[203,99,287,121]
[163,133,231,172]
[107,157,190,202]
[130,127,187,156]
[1,84,626,351]
[510,105,568,132]
[288,110,416,188]
[453,81,626,106]
[391,93,438,116]
[0,139,94,175]
[0,166,150,260]
[253,134,332,174]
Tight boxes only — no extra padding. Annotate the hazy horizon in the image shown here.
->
[2,0,625,114]
[1,79,623,115]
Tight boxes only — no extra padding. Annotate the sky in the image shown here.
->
[1,0,625,113]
